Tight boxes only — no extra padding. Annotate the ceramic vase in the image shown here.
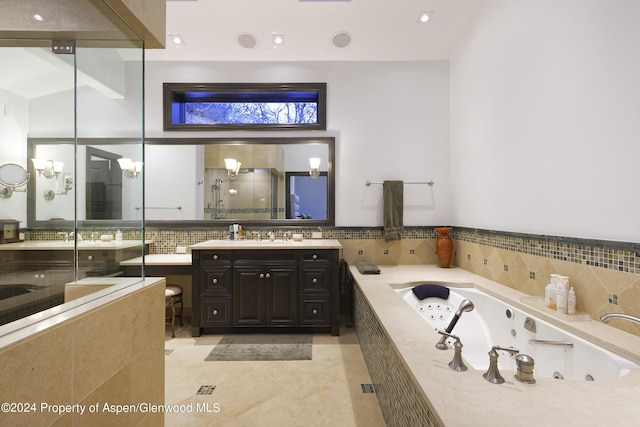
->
[435,227,453,268]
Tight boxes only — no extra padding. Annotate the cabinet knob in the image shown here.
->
[212,254,219,260]
[312,309,318,315]
[212,309,218,316]
[265,273,271,279]
[312,254,318,260]
[312,278,318,284]
[87,255,93,261]
[212,278,218,284]
[259,273,265,279]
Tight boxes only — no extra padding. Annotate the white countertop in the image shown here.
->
[0,240,152,251]
[120,254,192,266]
[352,265,640,426]
[189,239,342,250]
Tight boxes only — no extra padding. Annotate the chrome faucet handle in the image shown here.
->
[483,346,519,384]
[252,231,261,241]
[438,331,467,372]
[58,232,69,242]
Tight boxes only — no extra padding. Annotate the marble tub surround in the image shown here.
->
[0,277,166,426]
[352,265,640,426]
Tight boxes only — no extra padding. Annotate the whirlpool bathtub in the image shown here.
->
[395,283,638,381]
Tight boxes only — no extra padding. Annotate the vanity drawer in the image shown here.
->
[201,297,232,326]
[299,250,334,263]
[300,266,331,293]
[299,298,330,326]
[199,250,232,264]
[200,266,232,296]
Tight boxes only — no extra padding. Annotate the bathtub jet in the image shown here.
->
[436,299,475,350]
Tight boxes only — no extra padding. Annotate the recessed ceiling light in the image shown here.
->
[33,14,44,22]
[168,34,185,46]
[272,34,285,46]
[238,33,257,49]
[418,11,433,23]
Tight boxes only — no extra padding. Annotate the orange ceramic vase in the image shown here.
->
[435,227,453,268]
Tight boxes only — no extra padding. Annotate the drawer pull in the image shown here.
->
[87,255,93,261]
[212,254,219,260]
[212,309,218,316]
[312,278,318,284]
[212,278,218,284]
[312,254,318,260]
[312,309,318,315]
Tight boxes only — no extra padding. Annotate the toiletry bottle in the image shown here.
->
[567,287,576,315]
[229,224,234,240]
[233,224,239,240]
[556,279,568,314]
[238,225,244,240]
[115,229,122,241]
[546,284,556,310]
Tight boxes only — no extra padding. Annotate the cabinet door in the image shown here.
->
[265,265,298,326]
[233,265,265,326]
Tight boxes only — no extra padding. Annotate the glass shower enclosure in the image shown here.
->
[0,1,145,328]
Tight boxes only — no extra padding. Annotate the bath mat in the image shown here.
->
[205,334,312,361]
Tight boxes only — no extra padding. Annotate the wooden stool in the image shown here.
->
[165,285,184,338]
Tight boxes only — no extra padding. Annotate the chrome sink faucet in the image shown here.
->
[483,346,519,384]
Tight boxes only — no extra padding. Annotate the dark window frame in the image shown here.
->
[163,82,327,131]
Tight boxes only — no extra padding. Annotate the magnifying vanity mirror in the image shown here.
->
[0,163,30,198]
[27,137,335,227]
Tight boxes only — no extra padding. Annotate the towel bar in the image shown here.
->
[134,206,182,210]
[365,180,434,187]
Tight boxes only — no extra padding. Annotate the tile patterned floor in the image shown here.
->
[164,319,386,426]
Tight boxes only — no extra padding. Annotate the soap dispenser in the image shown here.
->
[115,229,123,242]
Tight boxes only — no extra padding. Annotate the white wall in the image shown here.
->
[0,90,29,224]
[450,0,640,242]
[144,61,452,227]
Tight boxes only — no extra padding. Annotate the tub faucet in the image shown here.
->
[483,346,519,384]
[600,313,640,326]
[436,299,475,350]
[438,330,467,372]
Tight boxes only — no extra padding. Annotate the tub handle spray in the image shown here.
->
[436,299,475,350]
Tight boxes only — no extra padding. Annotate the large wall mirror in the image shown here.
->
[27,137,335,228]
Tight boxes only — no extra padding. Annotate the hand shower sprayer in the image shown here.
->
[436,299,475,350]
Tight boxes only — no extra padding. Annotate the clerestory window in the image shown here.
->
[163,83,326,131]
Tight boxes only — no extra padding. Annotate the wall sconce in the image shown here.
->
[117,158,143,179]
[309,157,321,179]
[224,158,241,179]
[43,173,73,200]
[32,158,63,179]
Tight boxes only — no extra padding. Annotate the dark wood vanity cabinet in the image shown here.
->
[192,247,339,336]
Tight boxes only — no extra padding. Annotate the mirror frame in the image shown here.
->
[27,137,335,228]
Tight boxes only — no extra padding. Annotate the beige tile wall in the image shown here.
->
[453,239,640,336]
[0,278,166,426]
